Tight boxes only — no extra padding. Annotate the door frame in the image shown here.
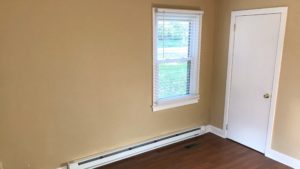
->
[223,7,288,154]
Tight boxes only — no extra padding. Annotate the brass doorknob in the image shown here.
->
[264,93,270,99]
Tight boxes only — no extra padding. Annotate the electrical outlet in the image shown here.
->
[0,161,3,169]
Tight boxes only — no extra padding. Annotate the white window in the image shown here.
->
[152,8,203,111]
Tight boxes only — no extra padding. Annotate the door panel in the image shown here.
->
[227,14,281,153]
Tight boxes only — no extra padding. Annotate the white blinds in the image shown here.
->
[153,8,202,104]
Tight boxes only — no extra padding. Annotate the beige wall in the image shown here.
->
[211,0,300,160]
[0,0,216,168]
[2,0,300,168]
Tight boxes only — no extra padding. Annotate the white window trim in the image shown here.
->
[152,8,203,112]
[153,94,199,112]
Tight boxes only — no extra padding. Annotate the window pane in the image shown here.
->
[157,20,190,60]
[158,61,191,99]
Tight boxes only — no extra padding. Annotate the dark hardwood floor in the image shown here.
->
[97,133,290,169]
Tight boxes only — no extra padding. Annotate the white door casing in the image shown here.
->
[223,7,288,153]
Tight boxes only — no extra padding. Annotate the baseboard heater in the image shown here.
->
[68,127,205,169]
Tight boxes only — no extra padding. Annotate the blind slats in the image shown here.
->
[153,8,202,103]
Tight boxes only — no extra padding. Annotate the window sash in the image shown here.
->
[153,8,203,111]
[155,60,192,100]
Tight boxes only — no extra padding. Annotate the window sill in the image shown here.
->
[152,95,199,112]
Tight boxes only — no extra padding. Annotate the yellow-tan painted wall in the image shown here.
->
[0,0,216,168]
[2,0,300,168]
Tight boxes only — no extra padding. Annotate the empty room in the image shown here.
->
[1,0,300,169]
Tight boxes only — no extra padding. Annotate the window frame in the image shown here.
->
[152,8,204,112]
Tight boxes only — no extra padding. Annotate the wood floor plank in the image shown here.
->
[97,134,291,169]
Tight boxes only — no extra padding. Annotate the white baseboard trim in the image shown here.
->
[265,149,300,168]
[206,125,226,138]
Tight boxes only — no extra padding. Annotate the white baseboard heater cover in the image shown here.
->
[68,127,205,169]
